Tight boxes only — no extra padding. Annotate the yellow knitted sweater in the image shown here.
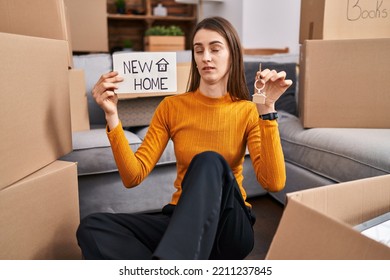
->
[107,89,286,207]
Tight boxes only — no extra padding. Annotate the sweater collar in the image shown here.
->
[194,89,232,105]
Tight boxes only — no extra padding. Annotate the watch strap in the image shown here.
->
[260,112,278,120]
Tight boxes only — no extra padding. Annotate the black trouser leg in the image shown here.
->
[209,191,255,259]
[77,151,254,260]
[153,151,254,260]
[76,212,170,260]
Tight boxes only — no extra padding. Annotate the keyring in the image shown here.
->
[253,79,266,104]
[253,63,266,104]
[254,79,265,92]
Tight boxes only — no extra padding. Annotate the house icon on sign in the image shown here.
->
[156,58,169,72]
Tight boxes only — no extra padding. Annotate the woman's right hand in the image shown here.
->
[92,71,123,129]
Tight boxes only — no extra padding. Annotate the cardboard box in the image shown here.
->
[0,161,81,260]
[0,0,73,67]
[64,0,108,52]
[177,62,191,93]
[69,69,90,132]
[0,32,72,190]
[300,0,390,43]
[144,36,186,51]
[266,175,390,260]
[298,38,390,128]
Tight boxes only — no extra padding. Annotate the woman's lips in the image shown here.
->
[202,66,215,71]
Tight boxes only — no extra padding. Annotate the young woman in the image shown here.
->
[76,16,292,260]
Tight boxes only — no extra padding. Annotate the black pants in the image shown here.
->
[76,151,255,260]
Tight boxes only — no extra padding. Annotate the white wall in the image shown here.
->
[201,0,243,36]
[203,0,301,55]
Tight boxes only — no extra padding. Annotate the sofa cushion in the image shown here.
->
[132,126,176,166]
[60,128,142,176]
[72,128,141,150]
[278,112,390,183]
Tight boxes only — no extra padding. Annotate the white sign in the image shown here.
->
[112,52,177,94]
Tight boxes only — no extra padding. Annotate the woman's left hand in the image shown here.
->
[255,69,293,114]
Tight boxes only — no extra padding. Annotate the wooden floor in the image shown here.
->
[245,194,285,260]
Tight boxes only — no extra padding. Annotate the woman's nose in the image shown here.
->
[202,51,212,62]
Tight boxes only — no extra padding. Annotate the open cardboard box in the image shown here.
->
[266,175,390,259]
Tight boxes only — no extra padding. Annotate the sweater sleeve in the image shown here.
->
[247,109,286,192]
[107,100,170,188]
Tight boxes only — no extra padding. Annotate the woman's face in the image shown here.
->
[193,29,231,86]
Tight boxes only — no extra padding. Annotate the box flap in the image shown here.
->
[287,175,390,226]
[266,197,390,259]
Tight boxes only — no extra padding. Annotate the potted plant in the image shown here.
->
[115,0,126,14]
[123,38,133,51]
[144,25,185,51]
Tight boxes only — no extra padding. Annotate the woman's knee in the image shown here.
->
[192,151,224,163]
[190,151,229,173]
[77,213,108,240]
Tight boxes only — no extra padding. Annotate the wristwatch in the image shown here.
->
[260,112,278,120]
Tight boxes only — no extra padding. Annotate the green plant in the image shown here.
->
[116,0,125,7]
[145,25,184,36]
[123,38,133,49]
[115,0,126,14]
